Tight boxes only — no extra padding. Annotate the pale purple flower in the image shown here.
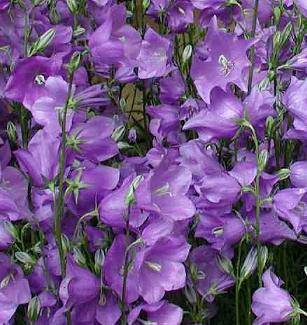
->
[137,27,171,79]
[252,269,293,325]
[191,16,253,103]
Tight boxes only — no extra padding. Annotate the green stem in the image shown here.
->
[247,0,260,94]
[53,72,75,325]
[54,72,74,277]
[235,239,243,325]
[121,206,131,325]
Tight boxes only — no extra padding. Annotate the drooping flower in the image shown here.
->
[290,161,307,187]
[0,253,32,324]
[15,129,60,187]
[273,188,307,234]
[60,255,121,325]
[252,269,294,325]
[189,246,235,302]
[283,77,307,140]
[183,88,243,142]
[128,300,183,325]
[191,16,253,103]
[67,115,118,163]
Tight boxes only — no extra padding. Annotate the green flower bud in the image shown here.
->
[182,44,193,63]
[240,247,257,282]
[28,28,56,57]
[28,296,41,321]
[6,121,17,143]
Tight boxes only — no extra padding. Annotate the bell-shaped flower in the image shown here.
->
[252,269,294,325]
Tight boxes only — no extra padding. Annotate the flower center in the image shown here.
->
[34,74,46,85]
[218,55,234,77]
[212,226,224,237]
[145,261,162,272]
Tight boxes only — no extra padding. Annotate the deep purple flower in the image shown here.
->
[67,161,120,215]
[0,166,29,221]
[5,56,62,108]
[283,77,307,140]
[100,175,147,229]
[60,255,121,325]
[194,171,241,216]
[252,269,293,325]
[28,76,73,134]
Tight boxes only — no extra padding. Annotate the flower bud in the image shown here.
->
[184,284,197,304]
[265,116,275,138]
[240,247,257,282]
[182,44,193,63]
[112,125,126,142]
[125,175,144,206]
[259,246,268,274]
[67,0,78,14]
[6,121,17,143]
[94,249,105,275]
[257,150,268,173]
[15,252,36,266]
[28,28,56,57]
[277,168,291,181]
[73,247,87,266]
[27,296,41,321]
[68,52,83,74]
[216,254,234,276]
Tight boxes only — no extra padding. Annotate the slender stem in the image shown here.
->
[235,239,243,325]
[121,206,131,325]
[53,72,75,325]
[247,0,260,94]
[54,72,74,277]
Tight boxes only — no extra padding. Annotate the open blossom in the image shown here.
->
[191,16,253,103]
[5,56,62,108]
[104,234,190,304]
[135,157,196,221]
[0,253,31,324]
[252,269,294,325]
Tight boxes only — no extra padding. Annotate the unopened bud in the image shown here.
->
[216,254,234,276]
[28,296,41,321]
[240,247,257,282]
[182,44,193,63]
[28,28,56,57]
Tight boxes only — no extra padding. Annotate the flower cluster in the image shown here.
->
[0,0,307,324]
